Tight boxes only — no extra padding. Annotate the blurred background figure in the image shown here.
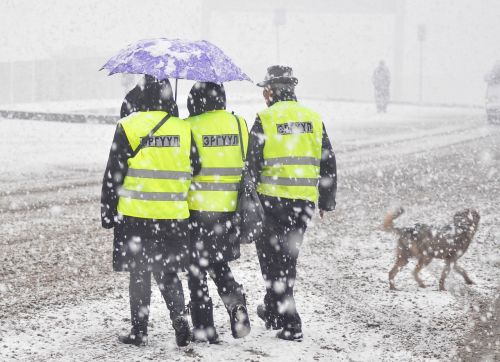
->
[372,60,391,113]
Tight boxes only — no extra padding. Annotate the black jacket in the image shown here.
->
[100,121,200,272]
[186,82,244,264]
[100,124,201,229]
[241,101,337,212]
[103,77,199,272]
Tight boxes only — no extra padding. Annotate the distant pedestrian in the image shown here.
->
[372,60,390,113]
[101,76,197,347]
[242,65,337,341]
[185,82,251,343]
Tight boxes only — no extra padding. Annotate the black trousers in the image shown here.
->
[188,261,245,311]
[129,269,185,334]
[255,195,313,329]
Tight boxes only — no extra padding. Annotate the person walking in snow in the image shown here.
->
[185,82,251,343]
[101,76,197,347]
[242,65,337,341]
[372,60,391,113]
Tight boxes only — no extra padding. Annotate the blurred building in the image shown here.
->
[1,0,500,106]
[0,56,122,104]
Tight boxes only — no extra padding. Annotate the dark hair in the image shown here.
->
[137,77,179,117]
[266,82,297,105]
[187,82,226,117]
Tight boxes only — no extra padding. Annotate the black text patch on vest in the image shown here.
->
[202,134,239,147]
[140,135,180,148]
[276,122,313,135]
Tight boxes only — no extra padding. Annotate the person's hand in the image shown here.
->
[101,219,115,229]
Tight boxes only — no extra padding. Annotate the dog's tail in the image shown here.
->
[383,207,405,233]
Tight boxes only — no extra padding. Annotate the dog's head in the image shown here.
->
[453,209,480,234]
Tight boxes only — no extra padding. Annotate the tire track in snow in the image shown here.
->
[339,125,500,173]
[338,124,476,153]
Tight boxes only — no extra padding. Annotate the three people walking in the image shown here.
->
[101,65,336,346]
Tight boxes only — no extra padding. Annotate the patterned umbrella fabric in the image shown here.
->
[101,38,252,83]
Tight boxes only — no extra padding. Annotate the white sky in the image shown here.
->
[1,0,500,103]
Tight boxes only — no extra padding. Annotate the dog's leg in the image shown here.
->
[454,264,474,285]
[439,261,451,291]
[389,255,408,290]
[413,258,429,288]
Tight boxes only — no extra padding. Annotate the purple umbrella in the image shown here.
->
[101,38,252,90]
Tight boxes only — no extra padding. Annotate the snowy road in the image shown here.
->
[0,101,499,361]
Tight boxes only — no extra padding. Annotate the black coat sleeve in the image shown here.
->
[240,117,265,194]
[100,124,132,228]
[318,123,337,211]
[190,133,201,177]
[120,101,130,119]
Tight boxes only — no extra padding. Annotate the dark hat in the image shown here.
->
[256,65,298,87]
[187,82,226,117]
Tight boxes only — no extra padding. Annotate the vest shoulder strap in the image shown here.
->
[129,113,172,157]
[231,112,245,161]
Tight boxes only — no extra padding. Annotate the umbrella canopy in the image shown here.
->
[101,38,252,83]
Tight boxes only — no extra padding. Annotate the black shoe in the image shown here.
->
[256,304,282,330]
[192,326,221,344]
[172,316,191,347]
[276,327,303,341]
[190,299,220,344]
[118,329,148,346]
[230,304,251,339]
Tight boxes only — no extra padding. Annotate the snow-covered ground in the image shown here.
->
[0,100,499,361]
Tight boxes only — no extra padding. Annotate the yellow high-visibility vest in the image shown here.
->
[257,101,323,203]
[117,111,192,219]
[186,110,248,212]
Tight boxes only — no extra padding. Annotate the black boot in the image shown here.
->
[190,299,220,344]
[256,304,282,330]
[118,327,148,346]
[276,326,303,341]
[172,316,191,347]
[276,314,303,341]
[229,304,251,338]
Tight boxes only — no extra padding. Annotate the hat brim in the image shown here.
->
[256,76,298,87]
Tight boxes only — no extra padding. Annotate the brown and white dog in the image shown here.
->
[384,208,480,291]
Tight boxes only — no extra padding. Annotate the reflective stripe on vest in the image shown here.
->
[127,169,191,179]
[119,189,187,201]
[190,182,240,191]
[186,110,248,212]
[264,156,320,167]
[197,167,243,176]
[257,101,323,203]
[117,111,192,219]
[260,176,319,187]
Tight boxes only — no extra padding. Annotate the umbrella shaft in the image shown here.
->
[175,79,178,102]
